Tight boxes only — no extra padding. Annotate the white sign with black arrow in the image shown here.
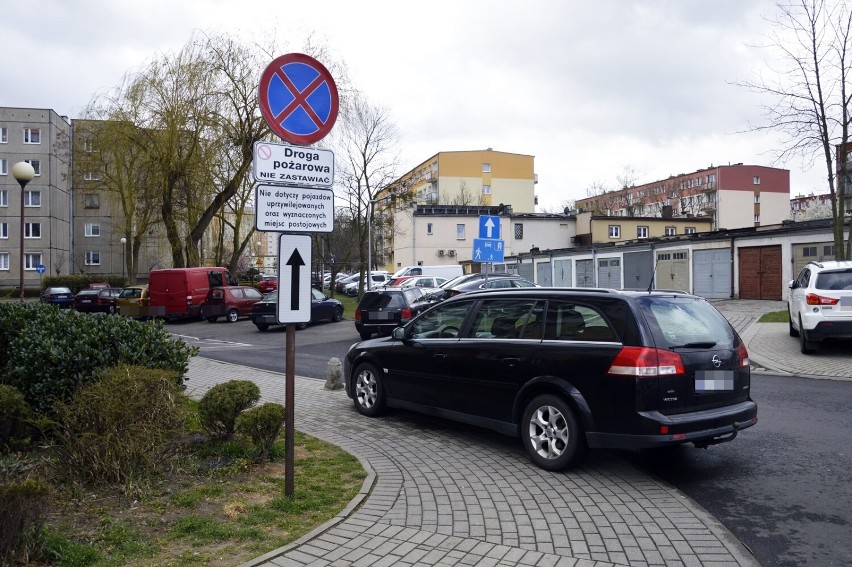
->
[276,234,312,324]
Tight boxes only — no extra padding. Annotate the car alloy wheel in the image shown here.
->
[333,306,343,322]
[226,309,239,323]
[353,363,385,416]
[522,394,585,470]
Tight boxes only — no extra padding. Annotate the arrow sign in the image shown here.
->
[277,234,311,323]
[479,215,501,240]
[286,248,305,310]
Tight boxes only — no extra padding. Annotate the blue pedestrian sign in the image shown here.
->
[472,239,505,263]
[35,264,46,275]
[259,53,339,146]
[479,215,501,240]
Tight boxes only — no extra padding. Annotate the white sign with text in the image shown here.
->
[254,184,334,233]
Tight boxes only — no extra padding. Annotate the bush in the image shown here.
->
[0,385,34,452]
[49,365,187,486]
[0,478,50,565]
[198,380,260,441]
[0,303,198,413]
[236,403,286,462]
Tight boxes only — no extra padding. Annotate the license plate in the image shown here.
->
[81,300,92,303]
[369,311,393,320]
[840,297,852,310]
[695,370,734,392]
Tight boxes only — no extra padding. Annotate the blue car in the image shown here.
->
[40,286,74,308]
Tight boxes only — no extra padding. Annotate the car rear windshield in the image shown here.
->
[359,291,408,309]
[636,296,736,350]
[815,269,852,290]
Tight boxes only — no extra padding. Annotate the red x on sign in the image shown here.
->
[259,53,339,145]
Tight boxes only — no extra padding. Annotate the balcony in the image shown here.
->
[701,182,717,193]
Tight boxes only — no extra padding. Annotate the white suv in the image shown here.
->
[788,260,852,353]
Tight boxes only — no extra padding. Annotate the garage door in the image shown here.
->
[597,257,622,289]
[536,261,552,286]
[623,250,653,290]
[553,259,572,287]
[738,245,782,300]
[694,248,731,299]
[576,259,595,287]
[656,250,690,293]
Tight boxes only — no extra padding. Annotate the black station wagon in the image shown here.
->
[344,288,757,470]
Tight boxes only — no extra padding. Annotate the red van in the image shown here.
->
[148,267,239,319]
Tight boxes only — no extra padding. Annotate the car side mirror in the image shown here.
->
[788,280,797,289]
[391,327,406,340]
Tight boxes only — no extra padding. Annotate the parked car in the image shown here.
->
[788,260,852,353]
[256,274,278,294]
[202,286,264,323]
[88,282,110,290]
[345,287,757,471]
[324,272,350,290]
[117,285,150,318]
[399,275,448,289]
[73,288,122,314]
[251,288,344,331]
[335,274,361,294]
[391,264,464,280]
[149,267,239,319]
[438,273,537,299]
[344,273,392,296]
[40,286,74,308]
[354,286,440,340]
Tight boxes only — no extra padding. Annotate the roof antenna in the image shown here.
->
[647,260,658,293]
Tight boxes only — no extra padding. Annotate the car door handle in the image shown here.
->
[433,353,448,360]
[503,357,521,366]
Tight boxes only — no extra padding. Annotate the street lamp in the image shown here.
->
[120,237,127,279]
[12,162,35,302]
[366,199,377,290]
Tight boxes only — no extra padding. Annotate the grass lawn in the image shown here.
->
[759,310,790,323]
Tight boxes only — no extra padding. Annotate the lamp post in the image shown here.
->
[12,162,35,302]
[366,199,377,290]
[120,237,127,279]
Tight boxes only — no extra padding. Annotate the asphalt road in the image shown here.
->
[170,318,852,567]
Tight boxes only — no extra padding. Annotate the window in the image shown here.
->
[25,159,40,176]
[85,251,101,266]
[82,138,93,152]
[685,227,696,234]
[665,226,676,236]
[85,222,101,237]
[0,127,7,143]
[608,225,621,238]
[84,194,100,209]
[802,246,817,257]
[23,128,41,144]
[0,190,6,207]
[482,163,491,173]
[24,223,41,238]
[482,185,491,194]
[0,159,6,175]
[824,244,836,256]
[0,253,8,270]
[754,215,760,223]
[24,190,40,207]
[753,176,761,185]
[83,171,101,181]
[456,224,466,240]
[514,223,524,239]
[637,226,649,239]
[0,222,7,238]
[426,223,433,235]
[24,253,42,270]
[754,194,760,204]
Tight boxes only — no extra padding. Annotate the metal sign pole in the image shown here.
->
[285,323,295,497]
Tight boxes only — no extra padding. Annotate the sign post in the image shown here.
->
[258,52,339,498]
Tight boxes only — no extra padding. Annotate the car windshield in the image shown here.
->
[637,295,735,349]
[359,291,405,309]
[263,291,278,302]
[815,269,852,290]
[119,288,142,299]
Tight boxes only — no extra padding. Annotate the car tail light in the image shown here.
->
[607,347,685,377]
[806,292,839,306]
[401,307,412,320]
[736,342,750,367]
[355,310,362,321]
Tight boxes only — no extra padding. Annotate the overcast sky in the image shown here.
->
[1,0,826,210]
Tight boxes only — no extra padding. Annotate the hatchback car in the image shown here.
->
[73,288,122,314]
[117,285,150,318]
[788,260,852,353]
[343,273,392,296]
[354,286,441,340]
[40,286,74,308]
[250,288,344,331]
[256,275,278,294]
[439,273,536,299]
[345,287,757,470]
[202,286,264,323]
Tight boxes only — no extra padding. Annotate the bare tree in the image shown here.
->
[740,0,852,259]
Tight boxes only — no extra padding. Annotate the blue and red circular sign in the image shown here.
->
[259,53,339,145]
